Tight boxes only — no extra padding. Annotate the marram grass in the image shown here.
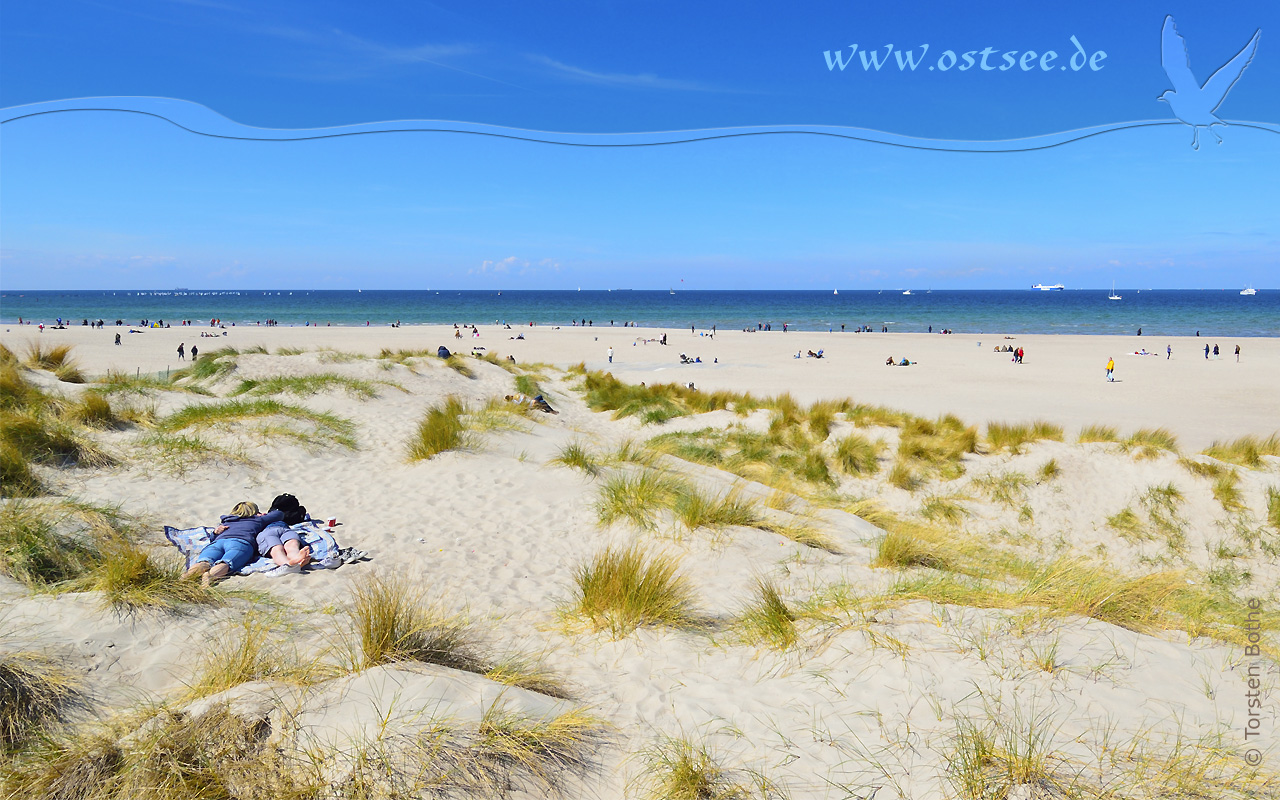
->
[407,396,470,460]
[1203,433,1280,469]
[568,545,699,636]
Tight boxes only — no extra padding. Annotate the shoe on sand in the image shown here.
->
[265,564,302,578]
[182,562,210,581]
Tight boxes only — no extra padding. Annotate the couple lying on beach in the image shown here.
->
[181,494,312,585]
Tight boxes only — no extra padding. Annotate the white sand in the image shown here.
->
[6,322,1274,448]
[2,323,1278,797]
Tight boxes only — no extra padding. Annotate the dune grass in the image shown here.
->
[46,704,315,800]
[0,501,106,586]
[549,440,604,477]
[159,398,357,451]
[833,432,882,476]
[1121,427,1179,459]
[171,346,241,383]
[0,649,85,748]
[578,369,750,423]
[23,342,80,373]
[736,579,799,650]
[183,617,315,700]
[672,485,762,533]
[758,516,838,552]
[90,372,212,397]
[945,705,1081,800]
[893,414,978,486]
[595,470,687,530]
[1268,487,1280,532]
[1212,471,1246,514]
[483,654,575,700]
[72,540,220,612]
[1037,458,1060,481]
[231,373,395,400]
[1107,508,1146,541]
[636,735,783,800]
[1203,433,1280,469]
[345,572,485,672]
[885,558,1275,649]
[1179,457,1228,480]
[138,432,252,474]
[406,396,469,460]
[568,546,700,636]
[920,494,969,524]
[971,471,1031,508]
[985,420,1064,454]
[472,702,608,796]
[2,366,116,496]
[514,374,545,398]
[872,520,964,571]
[1077,424,1119,443]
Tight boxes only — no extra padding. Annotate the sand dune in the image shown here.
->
[2,326,1277,798]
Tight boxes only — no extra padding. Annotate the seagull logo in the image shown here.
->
[1159,15,1261,149]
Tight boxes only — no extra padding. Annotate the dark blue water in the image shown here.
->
[1,289,1276,337]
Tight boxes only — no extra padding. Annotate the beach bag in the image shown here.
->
[270,493,308,526]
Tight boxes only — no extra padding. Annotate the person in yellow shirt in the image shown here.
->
[1105,356,1115,382]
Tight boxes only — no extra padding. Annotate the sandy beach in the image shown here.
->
[2,322,1278,798]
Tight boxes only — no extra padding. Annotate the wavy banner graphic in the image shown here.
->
[4,97,1277,153]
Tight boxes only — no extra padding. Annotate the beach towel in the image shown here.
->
[164,519,352,574]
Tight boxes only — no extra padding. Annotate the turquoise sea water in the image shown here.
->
[1,289,1276,337]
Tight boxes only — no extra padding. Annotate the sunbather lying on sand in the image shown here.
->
[505,394,559,414]
[182,502,284,585]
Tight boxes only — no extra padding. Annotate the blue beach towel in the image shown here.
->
[164,519,342,574]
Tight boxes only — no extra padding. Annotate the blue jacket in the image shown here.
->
[216,510,284,546]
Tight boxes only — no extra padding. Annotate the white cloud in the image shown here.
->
[526,55,716,91]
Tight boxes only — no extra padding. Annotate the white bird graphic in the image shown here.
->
[1158,15,1261,149]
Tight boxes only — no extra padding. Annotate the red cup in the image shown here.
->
[327,517,337,528]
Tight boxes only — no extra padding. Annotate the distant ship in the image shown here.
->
[669,288,675,294]
[1032,283,1065,291]
[1241,286,1257,296]
[1109,281,1122,301]
[902,289,913,295]
[833,289,838,295]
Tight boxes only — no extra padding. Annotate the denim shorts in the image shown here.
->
[256,522,302,556]
[196,537,257,573]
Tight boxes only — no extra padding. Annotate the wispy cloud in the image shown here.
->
[526,54,716,91]
[471,256,561,276]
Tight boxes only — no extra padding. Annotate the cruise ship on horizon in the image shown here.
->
[1032,283,1065,291]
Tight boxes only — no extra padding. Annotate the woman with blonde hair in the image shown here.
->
[182,501,285,585]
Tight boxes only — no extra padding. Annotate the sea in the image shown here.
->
[1,289,1276,338]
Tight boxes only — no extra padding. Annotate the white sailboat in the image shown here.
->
[833,289,838,295]
[1108,282,1122,301]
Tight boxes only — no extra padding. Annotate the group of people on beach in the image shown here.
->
[182,496,313,586]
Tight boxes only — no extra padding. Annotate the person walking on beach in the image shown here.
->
[1205,344,1210,359]
[1105,357,1115,382]
[1167,345,1171,360]
[1235,344,1241,362]
[607,346,613,364]
[191,344,198,361]
[114,333,121,345]
[1213,344,1220,359]
[177,343,185,360]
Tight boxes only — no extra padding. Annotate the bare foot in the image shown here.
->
[202,562,231,586]
[288,546,312,567]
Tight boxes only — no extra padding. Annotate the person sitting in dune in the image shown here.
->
[886,356,895,365]
[183,502,284,585]
[506,393,558,414]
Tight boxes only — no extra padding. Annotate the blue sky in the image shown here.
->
[1,0,1277,289]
